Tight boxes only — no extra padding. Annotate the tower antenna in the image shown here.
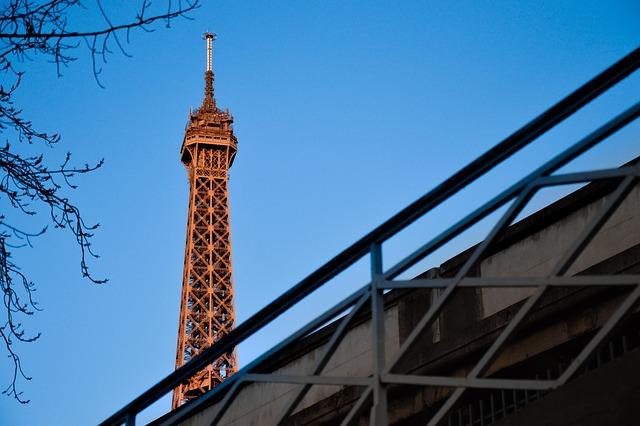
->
[204,32,216,72]
[202,32,217,110]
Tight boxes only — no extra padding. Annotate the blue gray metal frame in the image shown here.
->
[100,47,640,426]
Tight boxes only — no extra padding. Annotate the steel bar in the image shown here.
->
[370,243,388,426]
[558,284,640,384]
[535,165,640,187]
[101,48,640,425]
[382,374,557,391]
[425,176,639,426]
[340,387,373,426]
[382,275,640,289]
[124,412,135,426]
[274,292,371,425]
[242,373,371,387]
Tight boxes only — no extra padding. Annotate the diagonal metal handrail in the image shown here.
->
[100,47,640,426]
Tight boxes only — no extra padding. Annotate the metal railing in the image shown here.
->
[100,47,640,426]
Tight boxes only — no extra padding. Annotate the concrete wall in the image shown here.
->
[481,184,640,317]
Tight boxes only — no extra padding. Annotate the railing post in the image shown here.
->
[370,242,388,425]
[125,411,135,426]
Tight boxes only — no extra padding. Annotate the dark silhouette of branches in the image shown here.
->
[0,0,199,403]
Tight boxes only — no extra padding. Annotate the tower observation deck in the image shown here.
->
[173,33,238,409]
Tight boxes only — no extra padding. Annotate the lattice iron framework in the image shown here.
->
[101,47,640,426]
[172,32,238,409]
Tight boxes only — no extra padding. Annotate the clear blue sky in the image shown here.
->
[2,1,639,424]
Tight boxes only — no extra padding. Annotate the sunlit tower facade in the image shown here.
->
[173,33,238,409]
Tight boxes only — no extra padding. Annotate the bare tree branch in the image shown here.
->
[0,0,200,403]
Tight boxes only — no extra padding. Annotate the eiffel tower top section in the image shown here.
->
[182,32,237,166]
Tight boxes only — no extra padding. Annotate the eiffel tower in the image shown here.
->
[173,33,238,409]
